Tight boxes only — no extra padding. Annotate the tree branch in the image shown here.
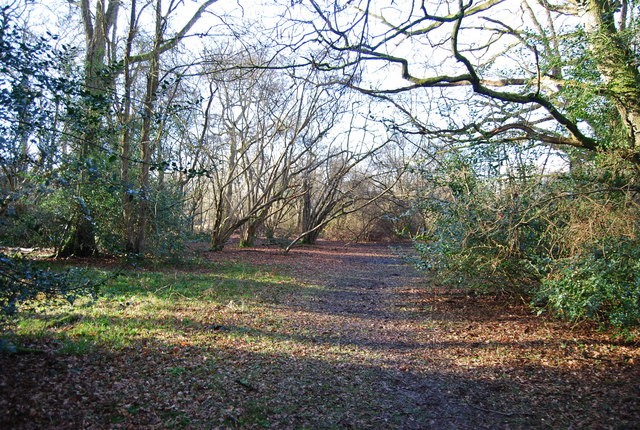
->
[128,0,219,64]
[450,0,598,151]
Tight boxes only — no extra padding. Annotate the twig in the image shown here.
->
[465,403,532,417]
[577,355,612,363]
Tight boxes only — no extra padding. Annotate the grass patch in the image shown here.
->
[58,337,94,355]
[106,261,291,302]
[11,259,299,353]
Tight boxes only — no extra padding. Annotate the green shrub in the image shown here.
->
[537,238,640,327]
[411,148,640,329]
[412,153,546,295]
[0,254,102,326]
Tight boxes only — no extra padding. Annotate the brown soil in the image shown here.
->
[1,240,639,429]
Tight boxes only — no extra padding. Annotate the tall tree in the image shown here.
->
[58,0,219,256]
[124,0,219,254]
[58,0,120,257]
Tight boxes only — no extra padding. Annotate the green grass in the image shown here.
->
[13,259,298,354]
[58,337,94,355]
[106,261,292,301]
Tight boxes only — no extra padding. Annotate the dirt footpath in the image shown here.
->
[208,240,640,429]
[1,240,638,429]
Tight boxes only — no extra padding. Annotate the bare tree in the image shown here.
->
[287,113,406,250]
[286,0,640,163]
[189,50,341,250]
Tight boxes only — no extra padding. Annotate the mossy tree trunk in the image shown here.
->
[59,0,120,258]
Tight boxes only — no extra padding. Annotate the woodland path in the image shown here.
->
[208,240,639,429]
[1,241,638,429]
[262,242,483,428]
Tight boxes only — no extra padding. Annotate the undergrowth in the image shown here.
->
[412,150,640,332]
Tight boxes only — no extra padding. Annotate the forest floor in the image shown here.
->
[1,240,639,429]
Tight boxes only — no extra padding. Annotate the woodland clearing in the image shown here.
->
[1,240,639,429]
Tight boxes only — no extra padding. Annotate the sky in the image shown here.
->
[13,0,580,173]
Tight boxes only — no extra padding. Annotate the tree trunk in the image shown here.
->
[582,0,640,156]
[133,0,162,254]
[210,232,230,251]
[121,0,136,253]
[60,0,120,257]
[239,223,256,247]
[298,174,313,238]
[300,228,322,245]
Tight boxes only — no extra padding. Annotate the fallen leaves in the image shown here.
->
[1,240,639,429]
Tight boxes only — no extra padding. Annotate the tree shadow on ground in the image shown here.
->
[4,331,638,430]
[3,241,638,429]
[2,305,639,429]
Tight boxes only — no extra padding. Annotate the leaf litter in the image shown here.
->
[1,240,638,428]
